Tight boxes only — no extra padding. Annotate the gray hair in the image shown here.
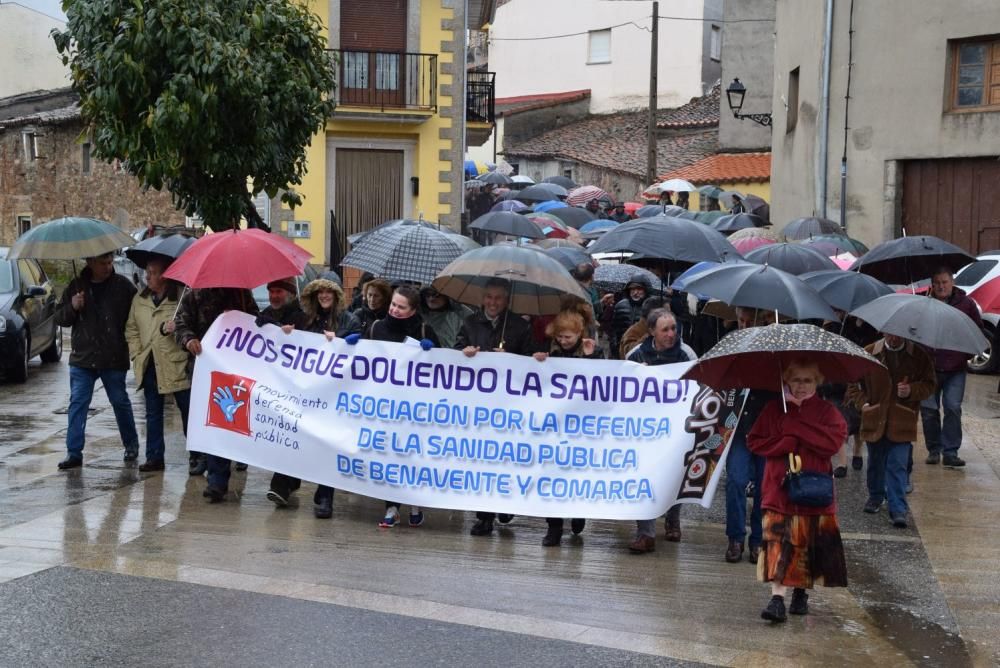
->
[646,307,676,331]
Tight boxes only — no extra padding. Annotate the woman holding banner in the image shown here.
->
[364,285,439,528]
[533,304,603,546]
[747,360,848,623]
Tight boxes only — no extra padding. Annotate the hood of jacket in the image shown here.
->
[300,278,345,321]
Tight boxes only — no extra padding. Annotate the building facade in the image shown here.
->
[289,0,496,269]
[0,3,69,99]
[770,0,1000,250]
[489,0,722,115]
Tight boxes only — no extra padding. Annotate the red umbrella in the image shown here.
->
[970,277,1000,313]
[731,236,776,255]
[623,201,643,215]
[163,228,312,288]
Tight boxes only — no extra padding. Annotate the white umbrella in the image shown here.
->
[510,174,535,185]
[659,178,696,193]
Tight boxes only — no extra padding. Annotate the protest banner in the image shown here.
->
[188,312,743,519]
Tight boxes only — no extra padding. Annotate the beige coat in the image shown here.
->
[126,290,191,394]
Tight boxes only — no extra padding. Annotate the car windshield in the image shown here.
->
[0,260,13,293]
[955,259,997,287]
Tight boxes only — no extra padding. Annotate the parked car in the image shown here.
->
[0,248,62,382]
[955,251,1000,374]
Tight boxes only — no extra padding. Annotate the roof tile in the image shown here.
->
[658,152,771,185]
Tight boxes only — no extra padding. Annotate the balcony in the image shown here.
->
[328,50,437,121]
[466,71,495,147]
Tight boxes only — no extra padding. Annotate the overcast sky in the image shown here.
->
[8,0,67,21]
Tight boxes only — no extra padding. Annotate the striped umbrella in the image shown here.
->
[432,245,589,315]
[342,223,469,285]
[566,185,613,207]
[8,217,136,260]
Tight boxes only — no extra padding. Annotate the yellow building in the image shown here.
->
[280,0,497,276]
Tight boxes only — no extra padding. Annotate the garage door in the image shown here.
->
[901,157,1000,253]
[333,148,404,259]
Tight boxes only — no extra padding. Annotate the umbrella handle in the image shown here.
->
[171,286,188,320]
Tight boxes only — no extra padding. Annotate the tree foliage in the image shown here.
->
[54,0,336,231]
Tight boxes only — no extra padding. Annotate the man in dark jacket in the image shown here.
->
[457,277,535,536]
[626,309,695,553]
[55,253,139,469]
[608,203,631,223]
[256,278,308,331]
[612,274,650,356]
[920,268,983,467]
[174,286,258,495]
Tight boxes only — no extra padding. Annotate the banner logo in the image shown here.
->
[206,371,256,436]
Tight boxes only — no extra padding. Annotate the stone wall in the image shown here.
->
[0,119,184,246]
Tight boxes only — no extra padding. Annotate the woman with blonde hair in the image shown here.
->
[747,360,848,622]
[534,304,603,546]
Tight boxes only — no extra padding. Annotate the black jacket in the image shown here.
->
[368,313,439,346]
[612,297,644,340]
[257,300,308,330]
[626,335,694,366]
[55,268,136,370]
[455,309,536,355]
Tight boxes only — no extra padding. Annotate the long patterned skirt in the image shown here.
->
[757,510,848,589]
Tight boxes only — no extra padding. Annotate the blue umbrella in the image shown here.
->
[580,219,619,234]
[671,259,746,299]
[533,200,569,213]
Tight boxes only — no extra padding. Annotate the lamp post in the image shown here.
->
[726,78,772,128]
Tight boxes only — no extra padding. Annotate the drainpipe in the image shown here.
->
[816,0,833,218]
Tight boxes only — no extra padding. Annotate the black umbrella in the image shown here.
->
[593,263,665,294]
[469,211,546,239]
[535,183,570,197]
[543,246,591,271]
[124,233,196,269]
[744,242,839,275]
[546,206,596,229]
[782,217,844,241]
[635,204,665,218]
[711,213,768,234]
[341,223,469,285]
[677,263,837,321]
[850,293,988,354]
[849,235,976,284]
[479,171,512,186]
[799,270,894,312]
[543,175,578,189]
[683,323,884,391]
[517,185,562,202]
[588,216,742,274]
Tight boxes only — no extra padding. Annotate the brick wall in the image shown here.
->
[0,119,184,246]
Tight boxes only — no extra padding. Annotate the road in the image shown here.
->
[0,349,998,667]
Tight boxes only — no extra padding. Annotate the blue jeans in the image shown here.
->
[920,370,966,456]
[725,432,764,546]
[141,362,191,463]
[67,366,139,459]
[866,438,910,516]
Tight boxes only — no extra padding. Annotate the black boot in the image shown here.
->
[570,518,586,535]
[789,588,809,615]
[761,595,787,622]
[470,518,494,536]
[189,454,207,476]
[542,526,562,547]
[314,497,333,519]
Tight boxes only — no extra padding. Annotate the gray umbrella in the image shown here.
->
[470,211,546,239]
[799,270,894,312]
[124,233,196,268]
[543,175,578,189]
[744,242,839,275]
[479,171,512,186]
[711,213,768,234]
[850,293,988,354]
[543,246,591,271]
[342,223,468,285]
[587,215,742,273]
[782,217,844,241]
[516,185,561,202]
[678,263,837,321]
[593,264,665,294]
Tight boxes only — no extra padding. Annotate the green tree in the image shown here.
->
[54,0,336,231]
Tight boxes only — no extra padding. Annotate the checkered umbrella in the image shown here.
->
[342,223,470,285]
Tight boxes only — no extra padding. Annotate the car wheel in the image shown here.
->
[10,333,29,383]
[40,326,62,363]
[968,325,997,374]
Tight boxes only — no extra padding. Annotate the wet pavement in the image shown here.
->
[1,349,999,666]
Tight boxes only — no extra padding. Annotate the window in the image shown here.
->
[710,25,721,61]
[288,221,311,239]
[81,143,91,174]
[563,168,573,179]
[22,130,38,161]
[588,29,611,64]
[16,216,31,236]
[787,67,800,132]
[951,37,1000,111]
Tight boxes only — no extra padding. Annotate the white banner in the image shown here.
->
[188,312,742,519]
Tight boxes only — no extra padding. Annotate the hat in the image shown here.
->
[267,278,297,294]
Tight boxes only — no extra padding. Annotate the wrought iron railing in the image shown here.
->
[328,49,437,111]
[466,71,495,123]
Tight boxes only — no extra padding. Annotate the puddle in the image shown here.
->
[863,604,972,667]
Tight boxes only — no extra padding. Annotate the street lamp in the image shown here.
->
[726,78,772,128]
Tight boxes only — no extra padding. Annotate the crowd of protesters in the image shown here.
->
[52,197,983,625]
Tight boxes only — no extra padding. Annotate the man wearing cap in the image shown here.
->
[257,278,308,332]
[609,202,631,224]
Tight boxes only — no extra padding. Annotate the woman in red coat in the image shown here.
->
[747,360,848,623]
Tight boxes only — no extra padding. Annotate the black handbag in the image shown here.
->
[784,452,834,507]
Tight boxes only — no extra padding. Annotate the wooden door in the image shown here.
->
[901,158,1000,254]
[334,148,404,264]
[340,0,408,107]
